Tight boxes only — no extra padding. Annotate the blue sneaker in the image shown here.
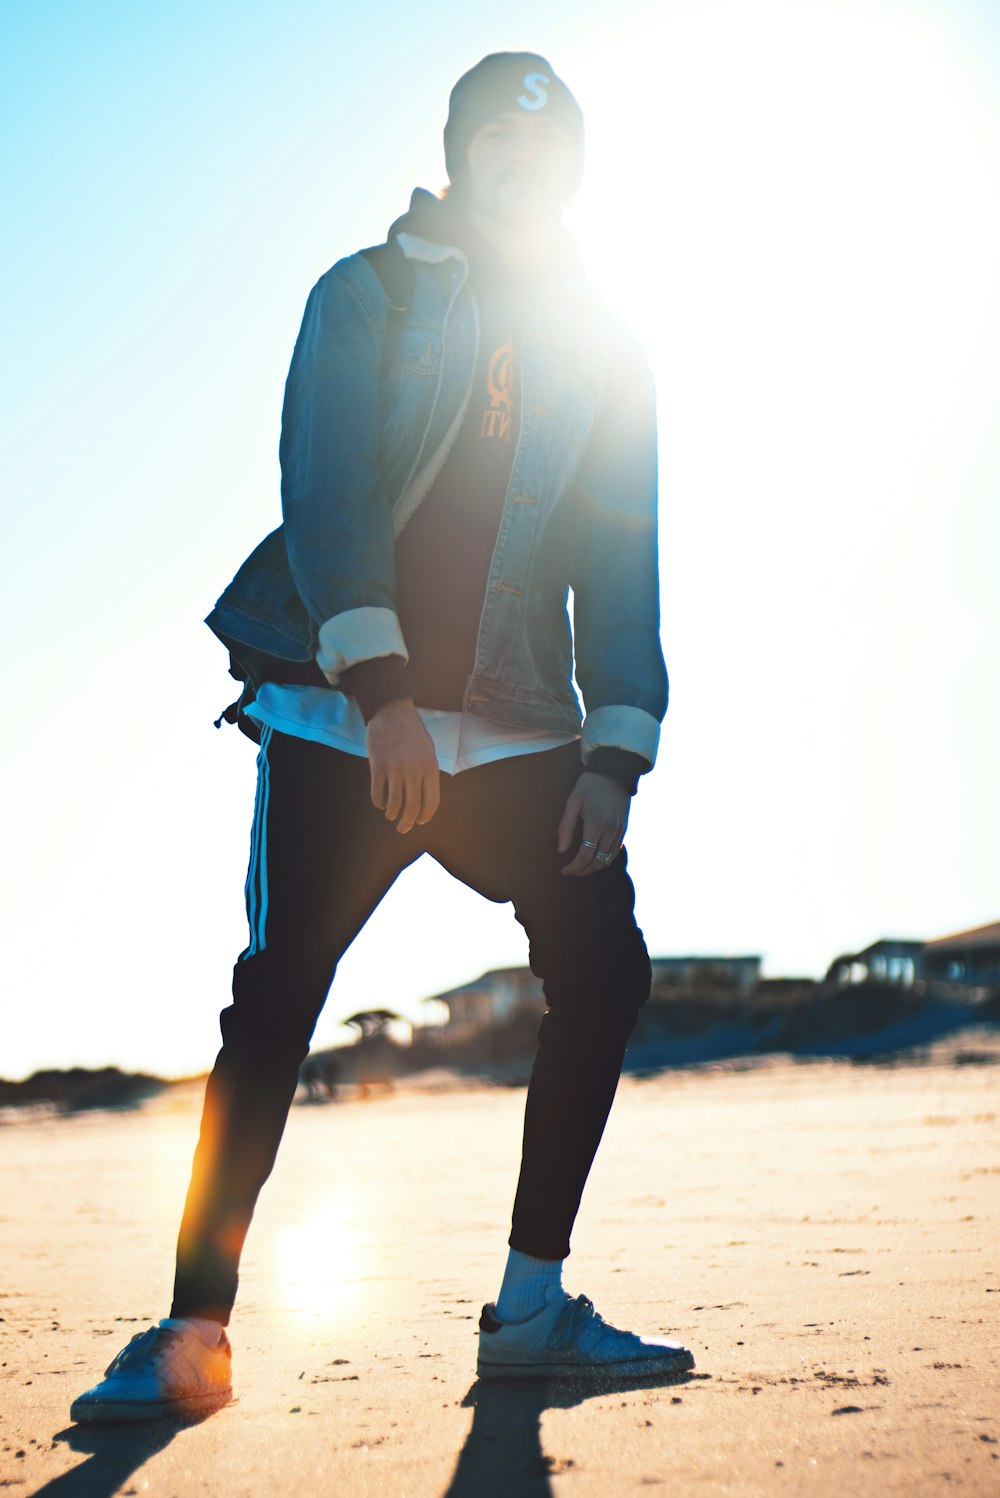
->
[477,1286,695,1381]
[70,1319,232,1423]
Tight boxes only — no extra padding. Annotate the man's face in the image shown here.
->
[463,111,577,226]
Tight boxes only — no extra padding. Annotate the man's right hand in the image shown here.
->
[366,698,441,834]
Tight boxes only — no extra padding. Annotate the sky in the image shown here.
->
[2,0,998,1080]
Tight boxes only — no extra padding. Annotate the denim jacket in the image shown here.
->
[206,230,668,766]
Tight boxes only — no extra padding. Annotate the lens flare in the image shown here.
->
[274,1199,365,1321]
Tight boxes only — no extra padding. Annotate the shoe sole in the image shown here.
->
[70,1388,232,1424]
[477,1348,695,1382]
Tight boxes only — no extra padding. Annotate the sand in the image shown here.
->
[1,1056,998,1497]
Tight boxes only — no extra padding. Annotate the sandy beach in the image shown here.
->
[1,1055,998,1497]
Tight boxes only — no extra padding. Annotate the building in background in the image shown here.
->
[827,919,1000,992]
[922,921,1000,987]
[422,922,1000,1043]
[650,955,761,991]
[425,967,545,1040]
[825,939,925,989]
[424,955,763,1040]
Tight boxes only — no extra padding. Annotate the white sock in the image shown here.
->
[495,1248,565,1322]
[160,1315,224,1348]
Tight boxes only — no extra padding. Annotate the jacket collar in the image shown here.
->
[395,231,465,267]
[389,187,584,292]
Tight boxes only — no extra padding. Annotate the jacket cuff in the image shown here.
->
[315,606,408,686]
[585,747,650,796]
[339,656,411,724]
[581,704,661,767]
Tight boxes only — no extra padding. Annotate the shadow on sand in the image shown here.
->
[443,1367,698,1498]
[39,1406,223,1498]
[39,1370,695,1497]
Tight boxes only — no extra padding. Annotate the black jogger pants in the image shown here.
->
[171,727,652,1323]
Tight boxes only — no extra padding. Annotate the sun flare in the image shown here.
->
[275,1200,365,1320]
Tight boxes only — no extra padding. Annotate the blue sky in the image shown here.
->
[3,0,999,1079]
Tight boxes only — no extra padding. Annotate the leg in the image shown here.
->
[509,843,649,1259]
[171,727,420,1323]
[429,744,651,1262]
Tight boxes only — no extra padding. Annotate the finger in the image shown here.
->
[598,823,628,871]
[562,830,601,877]
[396,768,423,834]
[383,770,404,824]
[416,767,441,826]
[600,827,624,863]
[370,766,387,812]
[557,791,582,853]
[561,846,597,877]
[563,806,624,876]
[592,845,619,873]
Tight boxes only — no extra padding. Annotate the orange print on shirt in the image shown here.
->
[481,339,514,442]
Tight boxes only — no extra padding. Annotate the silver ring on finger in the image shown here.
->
[580,839,599,850]
[595,850,613,864]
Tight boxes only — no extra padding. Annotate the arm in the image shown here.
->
[365,698,440,835]
[279,260,408,684]
[281,260,440,828]
[559,331,667,876]
[569,328,668,766]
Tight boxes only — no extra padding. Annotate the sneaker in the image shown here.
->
[70,1319,233,1423]
[477,1285,695,1381]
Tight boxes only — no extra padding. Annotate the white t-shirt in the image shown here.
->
[246,682,577,776]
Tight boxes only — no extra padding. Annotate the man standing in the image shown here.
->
[72,52,693,1422]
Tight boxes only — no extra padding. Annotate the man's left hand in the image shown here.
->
[557,771,630,878]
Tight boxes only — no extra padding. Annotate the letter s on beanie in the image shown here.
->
[518,73,550,110]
